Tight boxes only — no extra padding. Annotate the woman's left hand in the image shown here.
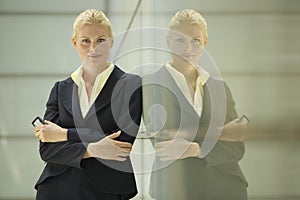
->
[219,118,248,142]
[34,120,68,142]
[155,138,200,161]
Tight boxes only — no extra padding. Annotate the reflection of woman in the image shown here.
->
[33,9,142,199]
[143,9,248,199]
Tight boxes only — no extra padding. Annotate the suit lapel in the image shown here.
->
[84,66,124,121]
[200,80,212,126]
[60,78,76,116]
[158,66,199,118]
[158,66,213,128]
[59,78,84,122]
[59,66,125,122]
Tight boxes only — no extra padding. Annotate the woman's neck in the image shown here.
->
[169,61,198,82]
[82,62,109,85]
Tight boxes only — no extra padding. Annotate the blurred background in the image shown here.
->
[0,0,299,199]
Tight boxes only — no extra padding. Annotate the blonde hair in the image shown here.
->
[169,9,208,43]
[72,9,113,38]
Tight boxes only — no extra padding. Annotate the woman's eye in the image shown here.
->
[82,39,90,44]
[97,38,106,43]
[175,38,185,43]
[192,39,201,45]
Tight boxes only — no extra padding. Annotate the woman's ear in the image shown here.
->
[202,38,208,48]
[72,37,77,48]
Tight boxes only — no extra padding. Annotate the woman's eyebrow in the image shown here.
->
[80,35,108,38]
[97,35,108,38]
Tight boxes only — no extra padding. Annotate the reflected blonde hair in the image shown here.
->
[72,9,113,38]
[169,9,208,44]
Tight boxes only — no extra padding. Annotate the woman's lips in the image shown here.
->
[87,54,102,60]
[88,54,101,58]
[181,54,194,59]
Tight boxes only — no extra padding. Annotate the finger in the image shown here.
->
[40,125,48,129]
[120,147,132,153]
[36,134,42,140]
[113,130,121,134]
[155,144,167,150]
[115,156,126,161]
[44,120,52,125]
[155,149,167,156]
[114,145,132,154]
[107,131,121,139]
[119,151,130,157]
[154,141,170,148]
[119,150,130,155]
[113,140,132,148]
[159,155,171,161]
[155,146,163,151]
[233,118,240,122]
[154,142,165,148]
[34,127,40,132]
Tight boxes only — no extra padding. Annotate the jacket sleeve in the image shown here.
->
[204,141,245,167]
[67,128,106,143]
[203,82,245,167]
[39,81,87,169]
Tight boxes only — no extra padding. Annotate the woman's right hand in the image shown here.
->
[84,131,132,161]
[34,120,68,143]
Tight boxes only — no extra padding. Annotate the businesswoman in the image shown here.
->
[143,9,248,200]
[33,9,142,200]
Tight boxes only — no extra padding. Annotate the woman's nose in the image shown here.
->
[89,42,98,52]
[185,40,194,51]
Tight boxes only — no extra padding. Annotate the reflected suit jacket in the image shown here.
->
[143,66,248,199]
[35,66,142,195]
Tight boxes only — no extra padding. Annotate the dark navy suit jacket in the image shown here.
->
[35,66,142,195]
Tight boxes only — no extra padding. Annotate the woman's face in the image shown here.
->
[72,23,113,67]
[168,23,207,65]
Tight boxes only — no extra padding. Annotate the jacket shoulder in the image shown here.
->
[58,77,73,85]
[114,65,141,82]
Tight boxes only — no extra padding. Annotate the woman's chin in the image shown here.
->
[83,58,106,66]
